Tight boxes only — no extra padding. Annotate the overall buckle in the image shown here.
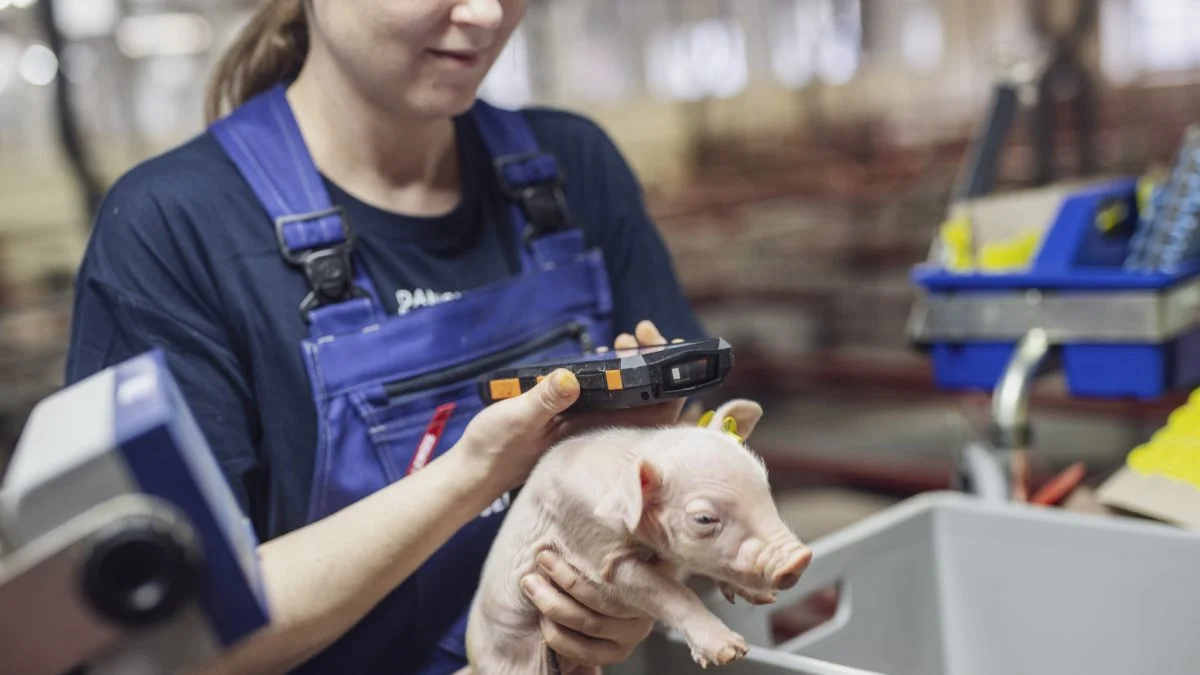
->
[494,153,575,245]
[274,206,369,323]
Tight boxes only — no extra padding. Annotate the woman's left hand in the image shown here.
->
[521,550,655,669]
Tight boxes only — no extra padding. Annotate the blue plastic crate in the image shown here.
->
[912,177,1200,400]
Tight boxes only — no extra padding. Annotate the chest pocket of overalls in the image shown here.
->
[348,315,599,485]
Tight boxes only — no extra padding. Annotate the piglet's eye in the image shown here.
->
[693,514,719,525]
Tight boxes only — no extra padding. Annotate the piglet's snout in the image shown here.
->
[770,547,813,591]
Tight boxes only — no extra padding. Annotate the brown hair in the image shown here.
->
[204,0,310,124]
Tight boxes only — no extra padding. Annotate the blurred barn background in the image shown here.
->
[1,0,1198,602]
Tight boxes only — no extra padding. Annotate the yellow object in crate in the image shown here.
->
[938,213,975,271]
[978,230,1043,271]
[937,215,1043,273]
[1136,175,1159,215]
[1094,200,1128,234]
[1125,389,1200,490]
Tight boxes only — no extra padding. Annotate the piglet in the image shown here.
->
[465,399,812,674]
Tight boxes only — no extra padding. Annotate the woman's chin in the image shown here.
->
[406,83,487,119]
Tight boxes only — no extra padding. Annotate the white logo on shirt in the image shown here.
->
[395,288,463,316]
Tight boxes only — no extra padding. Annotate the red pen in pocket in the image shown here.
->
[406,402,457,476]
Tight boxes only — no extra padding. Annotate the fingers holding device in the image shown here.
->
[478,322,733,414]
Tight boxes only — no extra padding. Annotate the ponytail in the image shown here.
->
[204,0,309,124]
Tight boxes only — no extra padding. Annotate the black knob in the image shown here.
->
[80,515,200,628]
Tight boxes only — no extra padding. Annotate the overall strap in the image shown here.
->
[470,99,580,270]
[209,83,385,337]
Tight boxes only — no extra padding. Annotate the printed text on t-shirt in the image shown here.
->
[395,288,463,316]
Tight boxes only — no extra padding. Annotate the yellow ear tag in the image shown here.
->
[721,417,743,443]
[697,410,715,428]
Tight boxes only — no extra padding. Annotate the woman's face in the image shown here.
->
[307,0,527,117]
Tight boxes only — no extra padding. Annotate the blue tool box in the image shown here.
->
[910,176,1200,400]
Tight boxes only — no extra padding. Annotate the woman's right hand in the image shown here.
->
[454,367,583,494]
[452,319,690,496]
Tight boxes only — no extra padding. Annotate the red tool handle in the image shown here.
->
[406,402,457,476]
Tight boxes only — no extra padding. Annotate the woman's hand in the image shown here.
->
[514,320,687,669]
[453,365,583,495]
[521,550,656,669]
[452,319,695,495]
[449,319,691,670]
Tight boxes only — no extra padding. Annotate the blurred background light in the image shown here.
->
[0,0,41,10]
[479,25,533,108]
[60,43,98,84]
[115,13,213,59]
[816,33,858,85]
[53,0,119,39]
[900,1,944,74]
[0,35,20,94]
[770,0,862,88]
[815,0,861,85]
[646,18,748,101]
[17,42,57,87]
[769,0,819,89]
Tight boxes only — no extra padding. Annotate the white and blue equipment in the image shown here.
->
[907,123,1200,500]
[0,349,270,674]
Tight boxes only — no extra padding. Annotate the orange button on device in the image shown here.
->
[488,378,523,400]
[605,369,623,390]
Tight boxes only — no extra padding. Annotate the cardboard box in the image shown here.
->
[1096,467,1200,530]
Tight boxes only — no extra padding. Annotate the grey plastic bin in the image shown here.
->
[700,491,1200,675]
[613,491,1200,674]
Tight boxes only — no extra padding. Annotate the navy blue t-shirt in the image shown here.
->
[64,106,706,543]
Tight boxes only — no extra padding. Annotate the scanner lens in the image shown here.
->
[663,356,713,390]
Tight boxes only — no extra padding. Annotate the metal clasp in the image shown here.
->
[274,206,369,323]
[494,153,575,244]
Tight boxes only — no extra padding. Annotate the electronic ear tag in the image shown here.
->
[695,409,743,442]
[479,337,734,411]
[721,417,743,443]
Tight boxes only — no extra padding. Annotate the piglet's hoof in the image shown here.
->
[745,592,776,606]
[719,582,777,607]
[688,627,749,668]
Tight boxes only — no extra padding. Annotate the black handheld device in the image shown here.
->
[478,337,733,410]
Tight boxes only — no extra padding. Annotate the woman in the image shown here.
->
[65,1,706,673]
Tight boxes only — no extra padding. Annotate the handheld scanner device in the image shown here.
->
[479,337,734,410]
[0,349,269,675]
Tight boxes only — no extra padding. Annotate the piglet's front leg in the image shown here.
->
[607,558,749,668]
[717,581,777,606]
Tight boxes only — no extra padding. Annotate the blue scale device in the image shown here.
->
[0,349,270,675]
[908,126,1200,400]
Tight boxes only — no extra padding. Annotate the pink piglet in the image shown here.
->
[465,399,813,674]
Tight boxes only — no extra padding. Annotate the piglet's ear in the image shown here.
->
[593,457,662,533]
[707,399,764,441]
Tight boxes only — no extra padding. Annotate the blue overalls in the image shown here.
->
[209,83,615,674]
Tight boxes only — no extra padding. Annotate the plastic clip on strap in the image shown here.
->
[274,205,369,324]
[494,152,574,246]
